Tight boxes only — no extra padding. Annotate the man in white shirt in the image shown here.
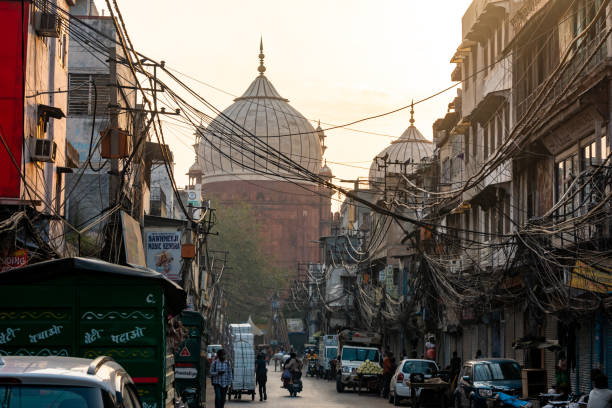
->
[588,374,612,408]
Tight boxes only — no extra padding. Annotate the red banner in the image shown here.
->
[0,1,29,198]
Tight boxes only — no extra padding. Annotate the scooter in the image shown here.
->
[307,359,317,377]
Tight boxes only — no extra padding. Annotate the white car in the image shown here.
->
[0,355,141,408]
[389,359,439,406]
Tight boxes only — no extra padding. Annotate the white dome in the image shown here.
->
[197,59,322,183]
[369,124,434,183]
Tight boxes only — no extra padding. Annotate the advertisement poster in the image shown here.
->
[1,249,28,272]
[144,229,182,281]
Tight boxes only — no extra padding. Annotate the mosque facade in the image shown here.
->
[188,42,333,277]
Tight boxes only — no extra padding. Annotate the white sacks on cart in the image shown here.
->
[229,323,256,391]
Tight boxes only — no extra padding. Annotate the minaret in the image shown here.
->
[188,125,204,186]
[316,120,327,156]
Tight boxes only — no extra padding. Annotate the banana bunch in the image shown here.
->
[356,360,383,375]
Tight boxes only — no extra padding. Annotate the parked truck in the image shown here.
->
[286,318,307,354]
[336,329,382,393]
[318,334,338,379]
[0,257,186,408]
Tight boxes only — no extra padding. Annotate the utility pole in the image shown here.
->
[108,47,119,205]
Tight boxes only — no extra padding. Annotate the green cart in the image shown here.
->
[0,257,186,408]
[174,311,206,408]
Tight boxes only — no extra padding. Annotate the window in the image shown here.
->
[473,361,521,381]
[497,24,503,60]
[464,58,470,90]
[504,102,510,140]
[472,124,478,163]
[496,114,503,150]
[472,47,478,86]
[68,73,111,116]
[402,361,438,375]
[465,211,471,242]
[483,41,489,76]
[464,132,470,164]
[555,153,578,219]
[341,347,380,363]
[490,34,496,66]
[581,140,597,170]
[490,119,495,156]
[0,385,104,408]
[484,208,490,238]
[442,158,450,184]
[483,123,489,159]
[472,206,480,242]
[462,365,473,380]
[504,17,509,48]
[504,196,511,233]
[601,130,610,161]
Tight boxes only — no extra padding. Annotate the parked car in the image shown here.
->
[0,355,141,408]
[454,359,523,408]
[389,359,439,406]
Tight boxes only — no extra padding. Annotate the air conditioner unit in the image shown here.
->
[29,138,57,163]
[35,12,61,38]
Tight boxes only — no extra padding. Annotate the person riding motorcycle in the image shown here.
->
[282,352,303,396]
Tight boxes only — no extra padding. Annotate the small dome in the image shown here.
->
[188,161,203,175]
[369,124,434,184]
[319,163,333,178]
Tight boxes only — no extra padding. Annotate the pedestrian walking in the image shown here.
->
[256,352,268,401]
[382,351,393,399]
[210,349,232,408]
[450,351,461,386]
[555,351,569,396]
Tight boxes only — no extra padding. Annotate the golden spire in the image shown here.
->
[258,37,266,76]
[409,100,415,126]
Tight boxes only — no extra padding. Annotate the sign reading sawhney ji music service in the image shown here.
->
[144,228,182,281]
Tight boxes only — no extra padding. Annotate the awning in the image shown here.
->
[513,338,561,351]
[247,315,265,336]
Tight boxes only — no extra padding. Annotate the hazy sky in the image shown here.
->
[97,0,471,204]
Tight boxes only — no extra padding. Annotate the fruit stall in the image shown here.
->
[356,360,384,394]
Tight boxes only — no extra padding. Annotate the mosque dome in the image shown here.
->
[369,106,434,184]
[197,41,323,183]
[319,162,333,178]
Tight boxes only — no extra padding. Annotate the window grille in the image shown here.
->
[68,73,111,116]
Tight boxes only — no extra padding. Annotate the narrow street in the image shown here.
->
[207,375,393,408]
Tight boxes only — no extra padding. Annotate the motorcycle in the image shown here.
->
[283,371,303,397]
[307,359,317,377]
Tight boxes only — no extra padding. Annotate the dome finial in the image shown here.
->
[258,37,266,75]
[409,100,415,126]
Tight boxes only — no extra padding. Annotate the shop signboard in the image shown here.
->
[570,260,612,294]
[286,318,305,334]
[144,228,182,281]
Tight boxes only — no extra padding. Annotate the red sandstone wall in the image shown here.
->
[205,180,332,277]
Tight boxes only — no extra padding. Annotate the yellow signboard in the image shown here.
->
[570,260,612,294]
